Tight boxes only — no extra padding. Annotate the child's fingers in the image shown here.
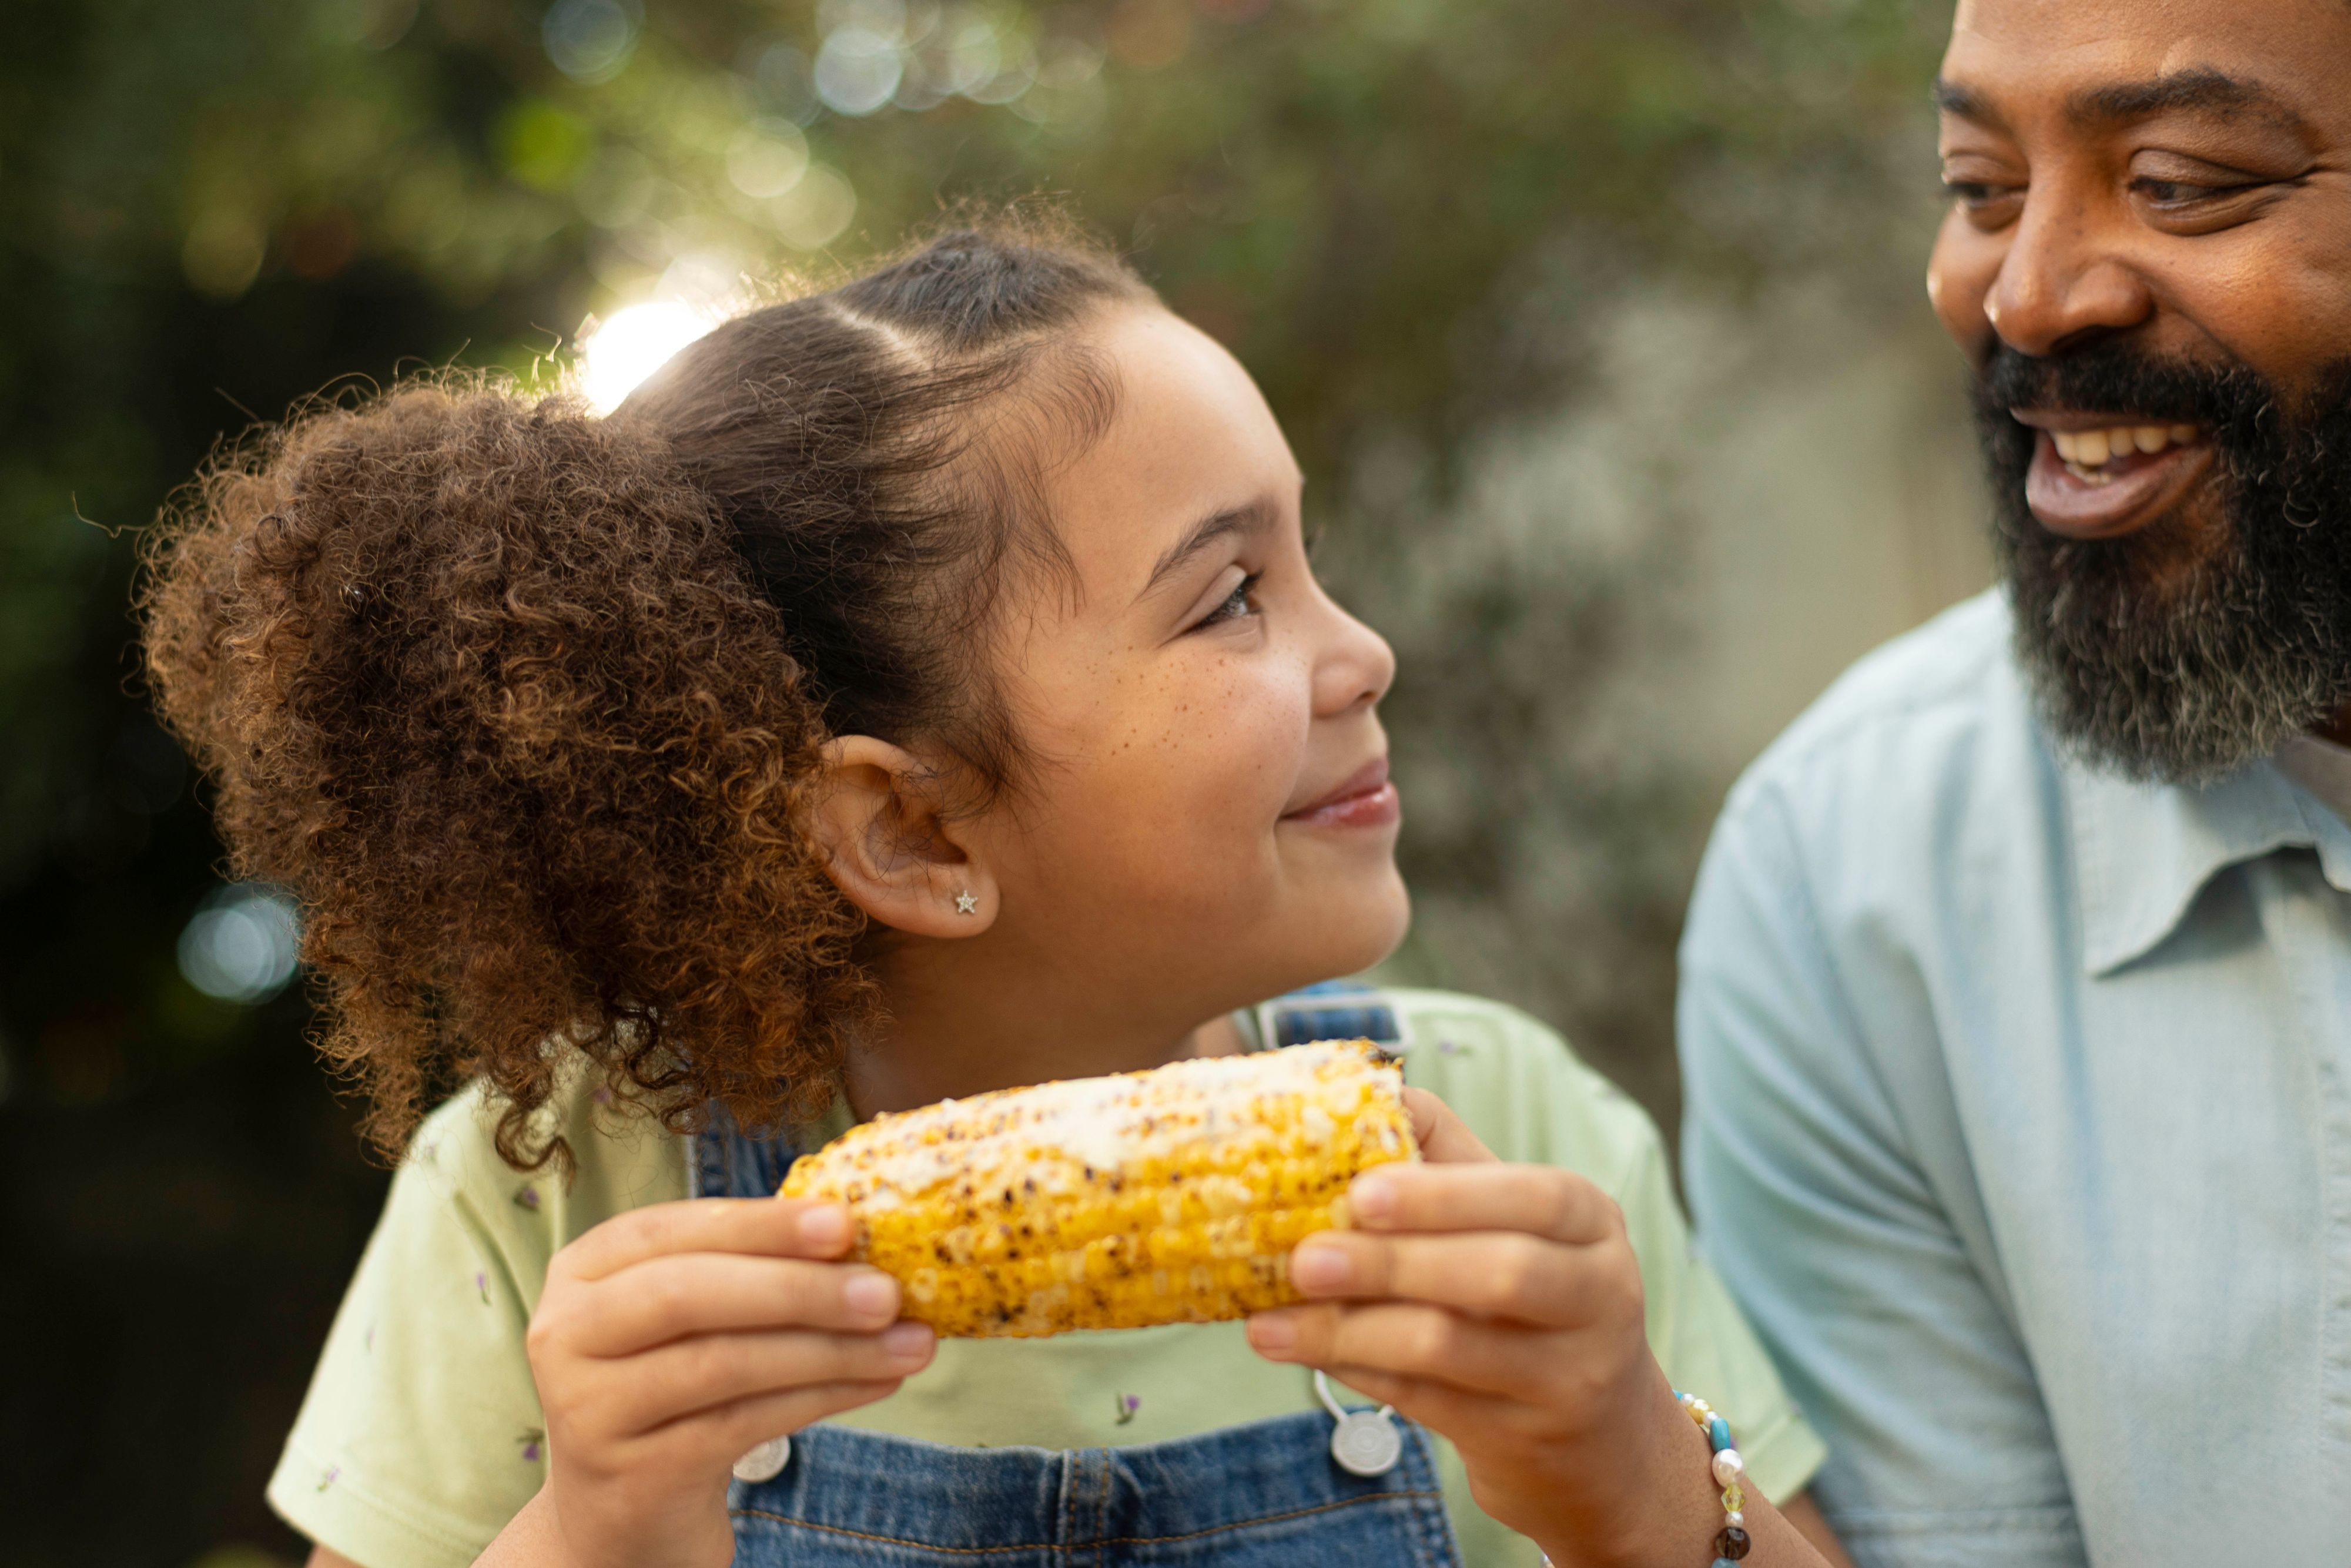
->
[598,1324,937,1436]
[1402,1088,1499,1164]
[1308,1364,1501,1439]
[1283,1229,1625,1329]
[656,1376,914,1465]
[560,1198,854,1281]
[565,1254,905,1356]
[1344,1161,1620,1245]
[1244,1300,1549,1401]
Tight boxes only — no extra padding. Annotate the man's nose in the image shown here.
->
[1985,193,2156,358]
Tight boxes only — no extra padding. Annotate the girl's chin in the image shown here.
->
[1281,869,1411,977]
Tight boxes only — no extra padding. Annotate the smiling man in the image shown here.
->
[1675,1,2351,1564]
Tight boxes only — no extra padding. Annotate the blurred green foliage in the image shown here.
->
[0,0,1947,1558]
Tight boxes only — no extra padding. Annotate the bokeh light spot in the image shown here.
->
[498,100,597,192]
[578,301,714,413]
[936,16,1002,95]
[182,213,266,299]
[769,165,858,250]
[746,42,823,126]
[544,0,644,84]
[1035,34,1107,88]
[815,28,905,115]
[177,886,302,1006]
[725,120,810,199]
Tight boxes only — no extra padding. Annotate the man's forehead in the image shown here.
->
[1943,0,2351,125]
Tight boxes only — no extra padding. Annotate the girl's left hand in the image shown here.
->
[1243,1089,1774,1568]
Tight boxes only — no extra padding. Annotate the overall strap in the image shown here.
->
[692,1099,805,1200]
[1248,979,1409,1054]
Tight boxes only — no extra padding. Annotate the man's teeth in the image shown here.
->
[2051,423,2202,477]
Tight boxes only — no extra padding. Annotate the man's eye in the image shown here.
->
[2133,176,2223,205]
[1195,572,1261,630]
[1941,178,2013,207]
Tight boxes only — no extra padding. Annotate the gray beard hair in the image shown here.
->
[1974,352,2351,786]
[2005,550,2345,785]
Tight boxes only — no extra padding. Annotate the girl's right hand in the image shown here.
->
[504,1197,936,1568]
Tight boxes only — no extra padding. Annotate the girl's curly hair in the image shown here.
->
[138,220,1152,1168]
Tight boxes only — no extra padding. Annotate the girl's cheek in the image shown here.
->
[1090,664,1302,847]
[1200,661,1312,796]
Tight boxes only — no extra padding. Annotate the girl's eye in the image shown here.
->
[1194,572,1261,631]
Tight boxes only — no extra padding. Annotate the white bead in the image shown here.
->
[1726,1511,1746,1529]
[1710,1448,1745,1488]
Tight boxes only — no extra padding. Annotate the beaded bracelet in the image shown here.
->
[1534,1389,1750,1568]
[1675,1389,1751,1564]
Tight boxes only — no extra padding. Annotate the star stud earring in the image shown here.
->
[954,889,979,916]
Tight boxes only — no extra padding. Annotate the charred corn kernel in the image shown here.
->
[780,1040,1416,1338]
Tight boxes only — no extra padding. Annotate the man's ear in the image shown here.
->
[804,735,999,937]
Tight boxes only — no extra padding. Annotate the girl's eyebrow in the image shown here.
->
[1137,499,1275,602]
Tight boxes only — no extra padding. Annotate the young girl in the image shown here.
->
[143,220,1847,1568]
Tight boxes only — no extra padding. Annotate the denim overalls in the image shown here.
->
[694,987,1468,1567]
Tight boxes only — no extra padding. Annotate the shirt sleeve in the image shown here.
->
[264,1090,557,1568]
[1677,786,2087,1567]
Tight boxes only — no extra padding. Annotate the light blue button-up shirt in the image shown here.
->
[1678,589,2351,1568]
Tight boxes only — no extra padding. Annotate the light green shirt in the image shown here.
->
[267,989,1823,1568]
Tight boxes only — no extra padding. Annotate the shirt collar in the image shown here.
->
[2067,747,2351,976]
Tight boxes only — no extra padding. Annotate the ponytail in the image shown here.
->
[139,215,1151,1167]
[142,384,864,1167]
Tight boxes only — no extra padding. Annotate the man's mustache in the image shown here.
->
[1980,342,2262,430]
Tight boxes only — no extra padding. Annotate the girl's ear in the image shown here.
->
[806,736,1000,937]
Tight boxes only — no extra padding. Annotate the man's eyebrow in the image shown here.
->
[2069,67,2305,132]
[1933,78,1994,122]
[1935,68,2308,137]
[1140,500,1274,601]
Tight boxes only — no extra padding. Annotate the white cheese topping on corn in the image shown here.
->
[780,1040,1416,1338]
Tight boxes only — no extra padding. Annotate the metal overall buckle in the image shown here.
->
[1315,1369,1402,1477]
[732,1433,792,1482]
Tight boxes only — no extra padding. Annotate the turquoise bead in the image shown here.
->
[1708,1415,1733,1452]
[1713,1559,1740,1568]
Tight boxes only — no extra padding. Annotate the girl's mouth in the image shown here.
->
[1283,758,1401,829]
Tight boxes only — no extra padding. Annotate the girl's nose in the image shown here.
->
[1312,595,1396,718]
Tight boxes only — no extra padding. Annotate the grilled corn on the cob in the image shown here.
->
[779,1040,1416,1338]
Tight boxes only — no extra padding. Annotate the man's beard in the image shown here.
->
[1974,344,2351,784]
